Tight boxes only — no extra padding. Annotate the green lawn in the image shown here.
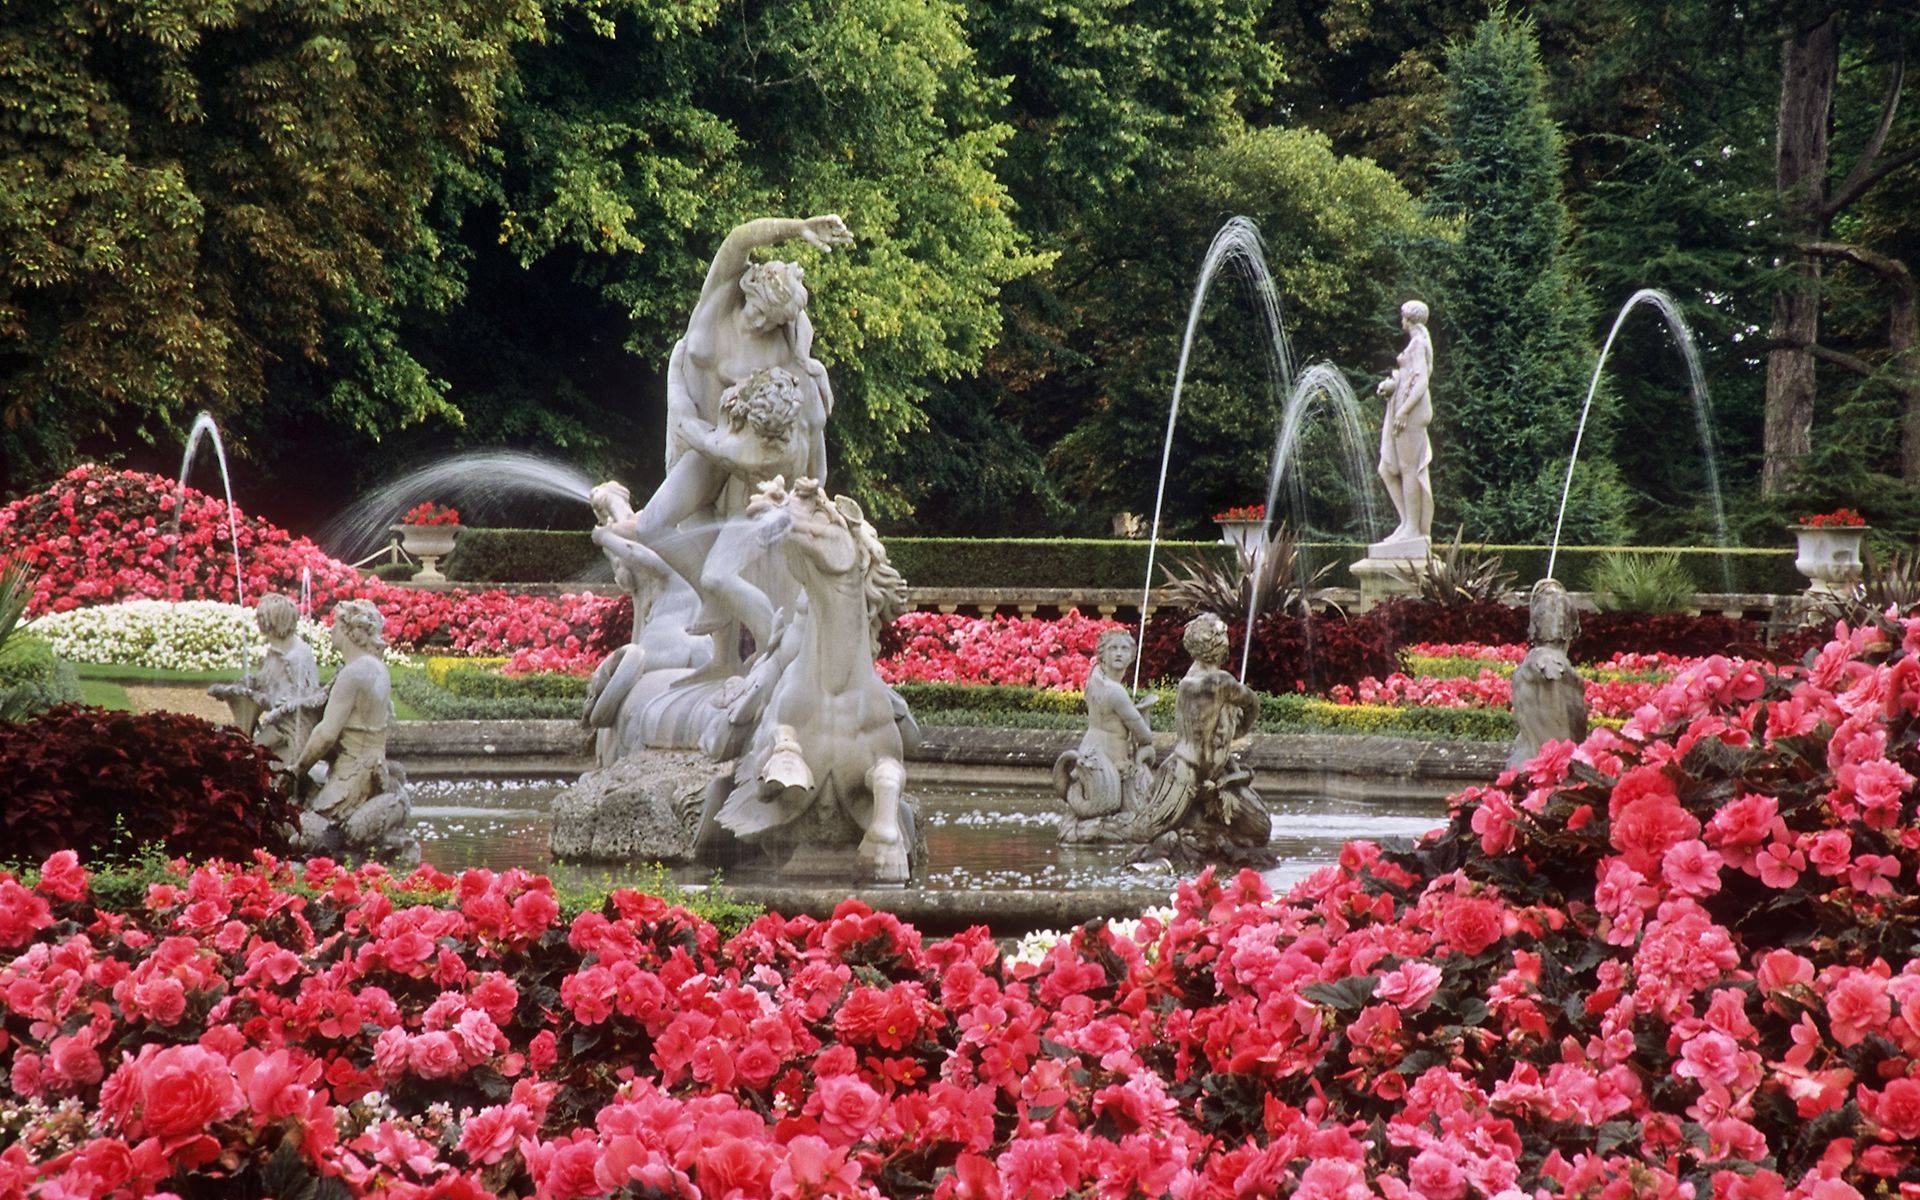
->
[69,662,420,720]
[77,678,133,710]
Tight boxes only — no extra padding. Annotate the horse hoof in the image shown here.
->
[859,829,909,884]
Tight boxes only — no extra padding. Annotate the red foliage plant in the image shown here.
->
[0,705,295,862]
[1212,504,1266,523]
[1140,608,1395,692]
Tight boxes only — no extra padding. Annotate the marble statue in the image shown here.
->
[1053,629,1158,844]
[693,477,923,883]
[283,599,417,863]
[600,366,812,653]
[1132,613,1273,867]
[552,216,928,883]
[589,214,853,758]
[208,593,320,763]
[1508,579,1589,771]
[1375,299,1434,553]
[1350,299,1436,607]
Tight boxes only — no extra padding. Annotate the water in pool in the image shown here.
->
[409,778,1446,895]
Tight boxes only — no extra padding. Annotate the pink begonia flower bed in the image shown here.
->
[2,619,1919,1195]
[0,465,630,660]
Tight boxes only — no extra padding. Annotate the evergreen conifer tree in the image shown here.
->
[1431,10,1628,545]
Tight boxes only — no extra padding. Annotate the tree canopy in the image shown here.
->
[4,0,1920,545]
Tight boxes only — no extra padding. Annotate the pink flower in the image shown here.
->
[1660,839,1724,896]
[1374,962,1444,1013]
[1674,1030,1743,1088]
[1408,1149,1468,1200]
[1861,1077,1920,1140]
[813,1073,886,1144]
[459,1103,534,1165]
[36,850,88,902]
[104,1044,244,1141]
[1827,971,1892,1046]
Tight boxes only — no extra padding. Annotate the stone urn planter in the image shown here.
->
[393,522,461,584]
[1791,523,1868,594]
[1213,506,1266,558]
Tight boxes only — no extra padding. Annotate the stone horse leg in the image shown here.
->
[858,757,909,884]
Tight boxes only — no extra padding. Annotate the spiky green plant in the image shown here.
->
[1161,524,1335,622]
[1396,528,1516,607]
[1587,552,1696,614]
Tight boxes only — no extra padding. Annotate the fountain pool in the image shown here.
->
[408,777,1446,932]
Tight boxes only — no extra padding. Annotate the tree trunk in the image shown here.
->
[1762,13,1837,495]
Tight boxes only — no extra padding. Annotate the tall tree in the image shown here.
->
[1761,3,1919,492]
[1431,10,1628,545]
[0,0,534,498]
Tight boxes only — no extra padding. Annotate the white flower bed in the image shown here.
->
[26,600,410,673]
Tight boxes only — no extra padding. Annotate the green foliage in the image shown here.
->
[1161,525,1336,621]
[1430,11,1628,545]
[0,0,535,494]
[1585,551,1696,613]
[445,529,603,583]
[392,667,581,720]
[431,529,1796,591]
[898,680,1515,741]
[1046,126,1434,533]
[452,0,1043,516]
[437,665,588,702]
[1397,528,1517,606]
[0,634,82,720]
[0,567,74,719]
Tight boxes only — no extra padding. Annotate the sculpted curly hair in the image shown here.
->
[331,599,387,653]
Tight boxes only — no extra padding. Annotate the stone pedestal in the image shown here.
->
[549,749,716,863]
[1349,536,1431,610]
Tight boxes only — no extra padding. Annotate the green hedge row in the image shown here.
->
[436,665,589,702]
[393,669,582,720]
[444,529,1799,594]
[444,528,602,583]
[897,682,1513,742]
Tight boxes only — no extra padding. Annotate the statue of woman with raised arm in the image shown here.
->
[1376,299,1434,550]
[668,215,850,486]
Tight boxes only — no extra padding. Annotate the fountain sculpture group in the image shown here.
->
[214,595,418,864]
[1052,616,1276,868]
[553,215,925,883]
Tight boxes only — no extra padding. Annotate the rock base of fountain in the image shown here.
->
[549,750,714,864]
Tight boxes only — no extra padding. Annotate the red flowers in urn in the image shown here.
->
[1796,506,1866,528]
[402,501,462,527]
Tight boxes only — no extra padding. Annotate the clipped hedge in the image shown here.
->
[900,681,1515,741]
[443,527,602,583]
[392,669,583,720]
[436,664,589,702]
[0,634,81,717]
[443,528,1798,593]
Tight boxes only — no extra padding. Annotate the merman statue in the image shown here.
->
[1132,612,1274,868]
